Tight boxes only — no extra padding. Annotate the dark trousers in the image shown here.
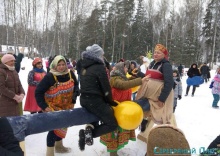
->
[80,95,118,138]
[212,94,219,107]
[186,85,196,95]
[47,131,62,147]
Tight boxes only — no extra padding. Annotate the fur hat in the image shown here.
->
[147,125,190,156]
[154,44,168,59]
[1,54,15,64]
[32,57,42,66]
[85,44,104,59]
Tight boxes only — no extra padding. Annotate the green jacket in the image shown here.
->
[110,76,142,90]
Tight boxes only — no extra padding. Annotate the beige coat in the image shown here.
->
[136,78,173,124]
[0,63,25,117]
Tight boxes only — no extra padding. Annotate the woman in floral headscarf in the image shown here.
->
[35,55,79,156]
[100,62,148,156]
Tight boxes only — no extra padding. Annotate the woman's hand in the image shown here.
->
[142,74,151,82]
[44,107,53,112]
[157,100,164,108]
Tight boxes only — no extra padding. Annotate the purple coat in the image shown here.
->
[212,74,220,95]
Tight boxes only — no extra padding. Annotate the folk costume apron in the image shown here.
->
[44,72,75,138]
[24,72,46,112]
[136,63,173,124]
[100,81,136,152]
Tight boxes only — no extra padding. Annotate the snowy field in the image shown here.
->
[19,57,220,156]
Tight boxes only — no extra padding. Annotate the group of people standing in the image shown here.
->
[2,43,219,156]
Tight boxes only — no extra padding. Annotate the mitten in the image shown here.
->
[209,81,214,89]
[178,95,182,100]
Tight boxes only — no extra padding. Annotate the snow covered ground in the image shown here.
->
[19,57,220,156]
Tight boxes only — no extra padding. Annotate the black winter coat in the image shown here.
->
[0,117,24,156]
[80,57,115,105]
[200,65,210,75]
[35,70,79,110]
[187,64,201,78]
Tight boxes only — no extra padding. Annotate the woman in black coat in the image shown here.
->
[79,44,118,150]
[185,63,201,97]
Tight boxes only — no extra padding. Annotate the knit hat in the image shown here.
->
[32,57,42,66]
[85,44,104,59]
[147,125,190,156]
[1,54,15,64]
[154,44,168,59]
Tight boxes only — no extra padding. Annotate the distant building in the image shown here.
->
[0,45,38,55]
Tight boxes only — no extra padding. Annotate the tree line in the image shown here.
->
[0,0,219,68]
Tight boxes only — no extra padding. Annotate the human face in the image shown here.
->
[130,63,135,70]
[124,64,128,73]
[173,72,177,77]
[35,62,43,69]
[56,60,67,72]
[5,60,15,67]
[153,50,165,62]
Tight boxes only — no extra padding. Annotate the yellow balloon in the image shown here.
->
[114,101,143,130]
[131,86,139,93]
[126,73,132,78]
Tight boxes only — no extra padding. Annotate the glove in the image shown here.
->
[178,95,182,100]
[110,101,118,107]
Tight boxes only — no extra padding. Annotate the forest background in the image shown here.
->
[0,0,219,68]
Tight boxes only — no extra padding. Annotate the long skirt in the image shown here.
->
[100,126,136,152]
[24,86,41,112]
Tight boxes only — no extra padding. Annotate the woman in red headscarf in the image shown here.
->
[24,58,46,114]
[135,44,174,125]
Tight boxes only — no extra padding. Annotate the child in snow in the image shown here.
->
[173,70,182,112]
[211,68,220,108]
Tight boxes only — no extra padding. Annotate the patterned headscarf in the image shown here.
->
[154,44,168,59]
[110,62,127,80]
[49,55,69,76]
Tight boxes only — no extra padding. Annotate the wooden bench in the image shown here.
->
[137,112,177,143]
